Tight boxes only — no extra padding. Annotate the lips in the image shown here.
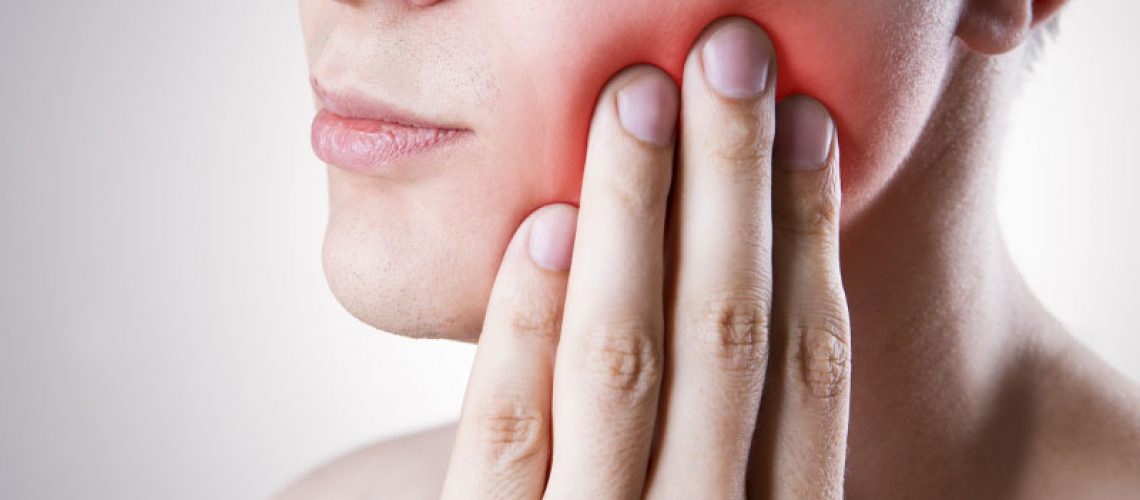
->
[310,82,472,174]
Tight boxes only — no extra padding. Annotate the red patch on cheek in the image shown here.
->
[508,2,817,207]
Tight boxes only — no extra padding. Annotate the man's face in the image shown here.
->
[300,0,961,340]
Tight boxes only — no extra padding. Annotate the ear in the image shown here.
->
[957,0,1069,55]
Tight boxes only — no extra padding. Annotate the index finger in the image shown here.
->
[543,66,679,500]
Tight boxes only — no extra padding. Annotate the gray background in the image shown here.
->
[0,2,1136,499]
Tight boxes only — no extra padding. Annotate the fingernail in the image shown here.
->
[528,205,578,272]
[616,72,678,146]
[702,21,771,99]
[773,96,834,170]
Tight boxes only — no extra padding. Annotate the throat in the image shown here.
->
[833,48,1064,497]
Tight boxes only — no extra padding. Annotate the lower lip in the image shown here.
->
[310,109,470,173]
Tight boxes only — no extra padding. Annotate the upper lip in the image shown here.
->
[311,76,471,131]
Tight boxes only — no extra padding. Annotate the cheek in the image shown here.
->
[486,0,955,216]
[319,0,958,341]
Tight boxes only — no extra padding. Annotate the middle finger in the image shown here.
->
[645,17,776,500]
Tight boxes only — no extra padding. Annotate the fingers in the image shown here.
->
[755,96,850,500]
[441,204,578,500]
[645,18,776,500]
[543,66,679,500]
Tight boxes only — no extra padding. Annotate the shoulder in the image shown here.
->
[1021,334,1140,499]
[271,422,458,500]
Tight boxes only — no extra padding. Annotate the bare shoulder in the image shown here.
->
[1022,334,1140,499]
[271,422,458,500]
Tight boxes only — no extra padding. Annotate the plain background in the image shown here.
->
[0,2,1137,499]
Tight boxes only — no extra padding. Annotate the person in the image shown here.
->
[278,0,1140,498]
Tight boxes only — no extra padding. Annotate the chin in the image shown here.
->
[322,227,488,342]
[319,174,532,343]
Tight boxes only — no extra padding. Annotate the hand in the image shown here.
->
[440,17,850,500]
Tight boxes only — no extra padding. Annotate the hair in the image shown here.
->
[1025,17,1061,67]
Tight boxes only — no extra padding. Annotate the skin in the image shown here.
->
[281,0,1140,498]
[305,0,957,338]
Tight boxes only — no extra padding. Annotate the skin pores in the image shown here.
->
[301,0,961,340]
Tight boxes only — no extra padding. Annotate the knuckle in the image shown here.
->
[600,155,672,217]
[473,399,547,466]
[772,186,841,239]
[506,291,563,342]
[686,291,772,374]
[791,310,851,400]
[709,103,775,177]
[579,319,663,407]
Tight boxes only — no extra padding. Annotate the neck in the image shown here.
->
[839,46,1063,495]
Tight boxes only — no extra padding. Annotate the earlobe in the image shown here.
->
[956,0,1069,55]
[956,0,1031,55]
[1029,0,1068,29]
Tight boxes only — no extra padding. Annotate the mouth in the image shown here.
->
[310,78,473,175]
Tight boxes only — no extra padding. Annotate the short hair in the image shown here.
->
[1025,17,1060,67]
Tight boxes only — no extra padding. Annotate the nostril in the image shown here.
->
[408,0,441,6]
